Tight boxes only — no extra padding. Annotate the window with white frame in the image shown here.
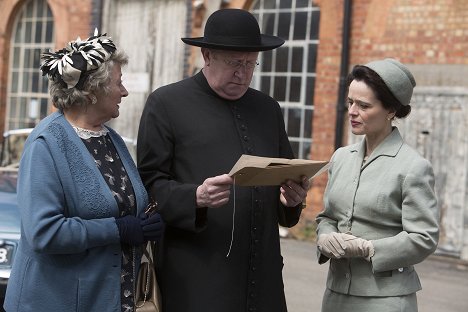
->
[7,0,54,130]
[251,0,319,159]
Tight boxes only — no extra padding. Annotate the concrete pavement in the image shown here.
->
[281,238,468,312]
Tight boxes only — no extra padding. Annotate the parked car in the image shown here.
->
[0,128,33,168]
[0,167,19,300]
[0,129,29,300]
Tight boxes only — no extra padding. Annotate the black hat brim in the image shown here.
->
[181,34,285,52]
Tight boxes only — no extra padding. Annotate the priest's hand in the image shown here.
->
[280,176,309,207]
[196,174,233,208]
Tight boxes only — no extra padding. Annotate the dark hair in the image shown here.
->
[347,65,411,118]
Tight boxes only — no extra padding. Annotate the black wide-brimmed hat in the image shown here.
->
[181,9,285,52]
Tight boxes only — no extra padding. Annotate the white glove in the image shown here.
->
[316,232,347,259]
[341,233,375,261]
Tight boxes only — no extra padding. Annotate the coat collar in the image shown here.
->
[351,127,404,169]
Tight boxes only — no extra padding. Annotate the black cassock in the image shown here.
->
[137,71,302,312]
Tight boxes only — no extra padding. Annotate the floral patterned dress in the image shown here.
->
[74,126,137,312]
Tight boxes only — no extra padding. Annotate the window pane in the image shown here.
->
[297,0,310,8]
[261,0,276,10]
[310,10,320,40]
[13,48,21,68]
[291,47,303,72]
[287,108,301,137]
[22,72,30,92]
[263,13,275,35]
[35,21,43,43]
[273,76,286,101]
[262,50,272,72]
[293,12,307,40]
[15,23,23,42]
[25,3,33,18]
[289,77,301,102]
[32,72,39,92]
[46,21,53,41]
[260,76,271,95]
[20,98,27,118]
[9,97,17,117]
[278,13,291,40]
[307,44,318,72]
[304,109,313,138]
[37,0,44,16]
[25,21,32,42]
[276,47,288,72]
[305,77,315,106]
[11,72,19,93]
[23,49,31,68]
[280,0,292,9]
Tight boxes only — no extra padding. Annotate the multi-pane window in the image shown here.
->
[251,0,320,159]
[7,0,54,130]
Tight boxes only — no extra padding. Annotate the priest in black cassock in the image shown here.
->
[137,8,310,312]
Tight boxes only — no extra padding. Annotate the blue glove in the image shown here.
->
[115,215,144,246]
[140,212,164,241]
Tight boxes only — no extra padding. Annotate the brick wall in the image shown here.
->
[308,0,344,221]
[308,0,468,228]
[350,0,468,65]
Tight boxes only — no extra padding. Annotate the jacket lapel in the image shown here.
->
[360,128,404,170]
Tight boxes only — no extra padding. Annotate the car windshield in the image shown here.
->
[0,169,18,193]
[0,129,32,168]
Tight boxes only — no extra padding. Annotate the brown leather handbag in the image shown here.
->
[135,242,162,312]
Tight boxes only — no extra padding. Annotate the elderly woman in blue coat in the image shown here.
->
[316,59,439,312]
[4,32,163,312]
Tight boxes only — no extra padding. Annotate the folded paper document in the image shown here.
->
[228,154,329,186]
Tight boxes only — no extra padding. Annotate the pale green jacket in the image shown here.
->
[316,128,439,297]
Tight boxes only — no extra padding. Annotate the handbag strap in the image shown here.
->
[135,241,155,308]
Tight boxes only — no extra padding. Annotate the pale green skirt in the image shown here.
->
[321,288,418,312]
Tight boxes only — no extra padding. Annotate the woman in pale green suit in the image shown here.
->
[316,59,439,312]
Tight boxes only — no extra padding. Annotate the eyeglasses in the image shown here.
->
[223,59,259,70]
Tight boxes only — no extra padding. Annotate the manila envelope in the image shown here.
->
[228,154,329,186]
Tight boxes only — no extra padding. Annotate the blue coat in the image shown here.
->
[4,112,148,312]
[316,128,439,298]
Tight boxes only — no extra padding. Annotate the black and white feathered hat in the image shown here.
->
[40,29,116,90]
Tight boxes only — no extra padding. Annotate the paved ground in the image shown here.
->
[3,238,466,312]
[281,238,468,312]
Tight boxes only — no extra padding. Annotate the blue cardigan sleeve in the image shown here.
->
[18,138,121,254]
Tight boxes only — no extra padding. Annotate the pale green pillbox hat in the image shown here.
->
[365,58,416,106]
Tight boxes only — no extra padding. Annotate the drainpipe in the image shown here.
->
[183,0,194,78]
[334,0,352,150]
[91,0,104,34]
